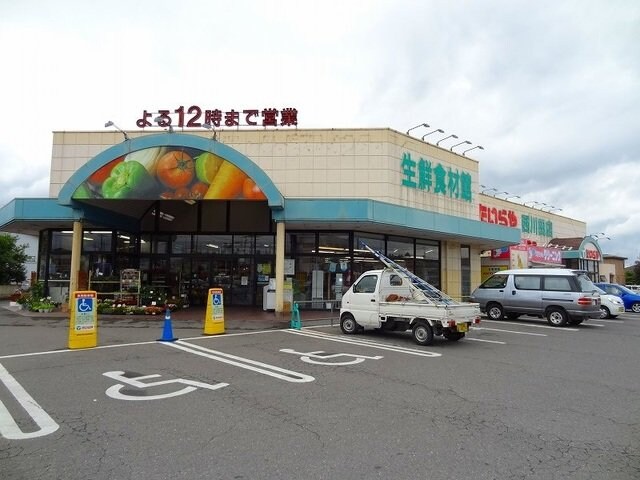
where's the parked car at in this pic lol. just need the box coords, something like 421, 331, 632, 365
594, 283, 640, 313
594, 285, 625, 318
470, 268, 600, 326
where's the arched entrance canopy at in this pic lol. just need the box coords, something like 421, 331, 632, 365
58, 132, 284, 209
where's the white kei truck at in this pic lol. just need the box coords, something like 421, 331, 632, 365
339, 245, 481, 346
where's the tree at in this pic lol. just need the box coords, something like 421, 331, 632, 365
0, 233, 28, 284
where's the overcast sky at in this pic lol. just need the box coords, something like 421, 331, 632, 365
1, 0, 638, 266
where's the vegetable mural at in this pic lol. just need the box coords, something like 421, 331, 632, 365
72, 147, 267, 201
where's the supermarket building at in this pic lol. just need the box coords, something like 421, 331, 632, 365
0, 123, 592, 312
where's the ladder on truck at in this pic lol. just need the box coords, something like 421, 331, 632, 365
360, 242, 457, 305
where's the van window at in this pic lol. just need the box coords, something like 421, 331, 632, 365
543, 276, 573, 292
353, 275, 378, 294
576, 273, 597, 292
480, 274, 508, 289
514, 275, 541, 290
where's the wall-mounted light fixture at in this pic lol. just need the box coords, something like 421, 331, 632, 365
202, 122, 217, 140
450, 140, 472, 151
505, 194, 521, 201
406, 123, 429, 135
436, 134, 458, 146
523, 200, 543, 207
422, 128, 444, 140
104, 121, 129, 141
462, 145, 484, 156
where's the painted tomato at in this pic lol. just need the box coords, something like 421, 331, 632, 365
190, 182, 208, 199
173, 187, 191, 199
156, 151, 194, 189
242, 178, 267, 200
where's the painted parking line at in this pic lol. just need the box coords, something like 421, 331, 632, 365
482, 320, 580, 332
471, 327, 547, 337
0, 363, 59, 440
465, 337, 506, 344
286, 329, 442, 357
161, 340, 315, 383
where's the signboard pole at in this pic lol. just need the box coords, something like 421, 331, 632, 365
68, 290, 98, 349
203, 288, 225, 335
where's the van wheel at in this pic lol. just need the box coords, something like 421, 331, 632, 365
631, 302, 640, 313
546, 307, 568, 327
599, 306, 610, 319
340, 314, 358, 334
412, 322, 434, 346
486, 303, 504, 320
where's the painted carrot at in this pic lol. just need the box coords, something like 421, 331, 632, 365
204, 161, 248, 199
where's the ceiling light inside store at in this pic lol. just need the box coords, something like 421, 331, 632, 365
206, 244, 219, 249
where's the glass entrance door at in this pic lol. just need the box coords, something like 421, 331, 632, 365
231, 257, 253, 305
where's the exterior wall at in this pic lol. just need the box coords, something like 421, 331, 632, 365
478, 194, 586, 247
601, 257, 626, 284
441, 240, 462, 300
50, 129, 480, 221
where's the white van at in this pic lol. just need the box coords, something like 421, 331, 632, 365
470, 268, 601, 326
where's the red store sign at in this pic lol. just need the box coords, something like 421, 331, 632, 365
584, 249, 601, 261
479, 204, 518, 227
136, 105, 299, 129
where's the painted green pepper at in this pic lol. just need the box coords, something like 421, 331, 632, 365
102, 161, 157, 199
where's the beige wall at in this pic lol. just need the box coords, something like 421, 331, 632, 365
50, 128, 481, 221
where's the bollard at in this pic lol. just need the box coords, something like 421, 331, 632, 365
290, 302, 302, 330
158, 308, 178, 342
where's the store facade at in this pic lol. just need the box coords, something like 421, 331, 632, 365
1, 126, 584, 311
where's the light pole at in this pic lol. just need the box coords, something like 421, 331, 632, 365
104, 121, 129, 141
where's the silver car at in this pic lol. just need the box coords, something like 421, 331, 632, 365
470, 268, 600, 326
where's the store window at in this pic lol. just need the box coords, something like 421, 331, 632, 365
255, 235, 275, 255
117, 232, 137, 254
195, 234, 232, 254
288, 233, 316, 255
318, 233, 350, 255
415, 240, 440, 290
82, 231, 112, 252
387, 236, 414, 271
172, 235, 192, 254
233, 235, 254, 255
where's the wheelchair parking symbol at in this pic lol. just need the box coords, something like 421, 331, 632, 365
77, 298, 93, 312
103, 371, 228, 401
279, 349, 383, 366
213, 294, 222, 305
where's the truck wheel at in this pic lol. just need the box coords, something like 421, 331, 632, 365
546, 307, 568, 327
443, 331, 465, 341
486, 303, 504, 320
631, 302, 640, 313
412, 322, 434, 346
340, 314, 358, 334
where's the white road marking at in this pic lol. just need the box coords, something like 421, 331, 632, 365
162, 340, 315, 383
103, 370, 228, 401
280, 349, 383, 365
465, 338, 506, 344
471, 327, 547, 337
481, 320, 580, 331
0, 363, 59, 440
286, 329, 441, 357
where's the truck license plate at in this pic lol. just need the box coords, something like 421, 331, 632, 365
457, 323, 469, 333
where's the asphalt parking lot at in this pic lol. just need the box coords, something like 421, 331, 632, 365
1, 308, 639, 480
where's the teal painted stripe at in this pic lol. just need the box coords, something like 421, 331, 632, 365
57, 133, 284, 209
272, 199, 520, 243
